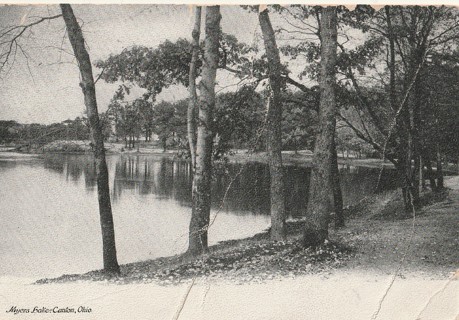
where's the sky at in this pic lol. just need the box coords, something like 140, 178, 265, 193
0, 5, 263, 124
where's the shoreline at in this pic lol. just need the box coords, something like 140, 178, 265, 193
5, 147, 459, 173
1, 145, 398, 169
35, 181, 458, 286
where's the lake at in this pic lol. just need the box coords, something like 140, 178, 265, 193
0, 153, 399, 278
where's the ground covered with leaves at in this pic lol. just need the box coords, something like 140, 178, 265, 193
37, 230, 353, 285
37, 186, 458, 285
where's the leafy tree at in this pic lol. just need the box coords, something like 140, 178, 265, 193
188, 6, 221, 256
278, 5, 459, 211
213, 87, 265, 157
337, 6, 459, 208
151, 100, 187, 151
281, 90, 319, 152
258, 6, 287, 240
0, 120, 21, 143
303, 6, 339, 247
133, 98, 154, 142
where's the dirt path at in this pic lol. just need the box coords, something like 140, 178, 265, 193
338, 187, 459, 278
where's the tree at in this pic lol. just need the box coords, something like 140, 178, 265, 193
60, 4, 120, 273
188, 6, 201, 169
188, 6, 221, 256
213, 87, 265, 157
258, 6, 286, 241
133, 98, 154, 142
336, 6, 459, 210
274, 5, 347, 226
151, 100, 187, 151
303, 6, 338, 247
281, 90, 319, 152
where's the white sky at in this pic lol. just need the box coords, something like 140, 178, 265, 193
0, 5, 264, 124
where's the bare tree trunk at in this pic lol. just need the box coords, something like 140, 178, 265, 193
188, 6, 220, 256
410, 80, 421, 206
162, 136, 167, 152
259, 7, 286, 241
423, 150, 437, 190
187, 6, 201, 169
419, 155, 425, 190
331, 138, 344, 229
385, 6, 397, 112
303, 7, 337, 247
436, 144, 444, 189
60, 4, 119, 273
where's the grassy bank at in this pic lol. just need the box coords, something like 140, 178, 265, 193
36, 185, 458, 285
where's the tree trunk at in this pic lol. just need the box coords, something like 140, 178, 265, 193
424, 150, 437, 190
385, 6, 397, 112
436, 144, 444, 189
60, 4, 119, 273
188, 6, 220, 256
187, 6, 201, 170
331, 138, 344, 229
162, 136, 167, 152
303, 7, 337, 247
259, 8, 286, 241
420, 155, 425, 190
410, 79, 421, 206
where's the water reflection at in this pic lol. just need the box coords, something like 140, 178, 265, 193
43, 154, 399, 219
1, 153, 399, 278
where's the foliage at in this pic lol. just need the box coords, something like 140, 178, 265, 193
418, 51, 459, 161
95, 33, 259, 99
0, 120, 21, 143
0, 117, 90, 144
213, 87, 265, 157
281, 90, 319, 152
151, 100, 187, 150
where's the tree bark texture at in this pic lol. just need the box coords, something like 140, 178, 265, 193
303, 7, 338, 247
259, 8, 286, 241
385, 6, 397, 112
423, 149, 437, 190
187, 6, 201, 170
60, 4, 120, 273
188, 6, 220, 256
436, 144, 444, 189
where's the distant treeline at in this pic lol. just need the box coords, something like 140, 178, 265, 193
0, 118, 91, 145
0, 89, 377, 159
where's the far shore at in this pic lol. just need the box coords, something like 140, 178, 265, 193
0, 140, 399, 169
3, 140, 459, 173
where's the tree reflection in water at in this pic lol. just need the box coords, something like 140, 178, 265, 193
43, 154, 399, 219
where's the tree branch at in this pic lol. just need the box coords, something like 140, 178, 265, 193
0, 14, 63, 72
283, 75, 310, 92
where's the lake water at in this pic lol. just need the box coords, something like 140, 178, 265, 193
0, 153, 399, 278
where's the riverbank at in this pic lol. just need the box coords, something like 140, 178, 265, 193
37, 178, 458, 286
7, 140, 459, 173
2, 181, 457, 320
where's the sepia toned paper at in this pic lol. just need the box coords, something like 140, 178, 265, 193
0, 1, 457, 319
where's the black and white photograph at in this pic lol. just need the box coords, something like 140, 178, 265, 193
0, 3, 458, 319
